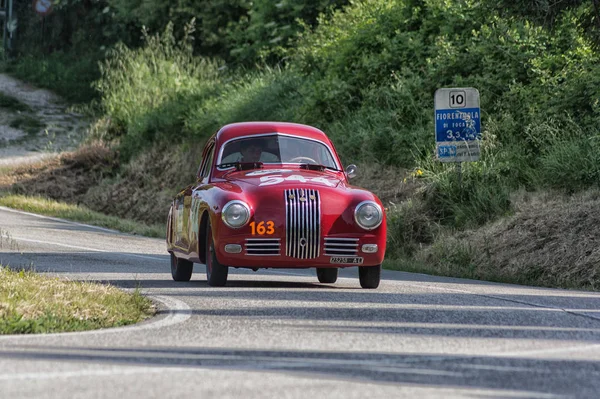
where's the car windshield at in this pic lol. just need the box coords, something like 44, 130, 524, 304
219, 134, 338, 169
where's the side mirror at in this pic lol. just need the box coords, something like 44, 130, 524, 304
345, 164, 358, 179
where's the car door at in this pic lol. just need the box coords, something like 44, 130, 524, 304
186, 141, 215, 255
173, 184, 193, 251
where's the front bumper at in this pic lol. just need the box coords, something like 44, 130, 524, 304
215, 235, 385, 268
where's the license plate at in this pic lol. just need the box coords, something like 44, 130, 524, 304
329, 257, 364, 264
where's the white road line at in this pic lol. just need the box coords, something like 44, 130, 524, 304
0, 366, 171, 381
0, 234, 163, 261
0, 206, 122, 234
496, 342, 600, 357
0, 294, 191, 340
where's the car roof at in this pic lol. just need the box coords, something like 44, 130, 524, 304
215, 122, 331, 145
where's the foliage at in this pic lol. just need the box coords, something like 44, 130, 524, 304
105, 0, 348, 64
385, 199, 438, 258
539, 134, 600, 192
95, 21, 223, 160
225, 0, 349, 64
5, 51, 102, 103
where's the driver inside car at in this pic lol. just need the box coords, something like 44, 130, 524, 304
220, 138, 278, 163
240, 140, 263, 163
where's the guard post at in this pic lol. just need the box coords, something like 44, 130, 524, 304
0, 0, 15, 55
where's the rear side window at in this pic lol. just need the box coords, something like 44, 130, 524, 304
199, 145, 215, 180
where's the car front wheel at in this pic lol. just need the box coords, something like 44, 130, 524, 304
359, 264, 381, 289
316, 268, 338, 284
170, 252, 193, 282
206, 221, 228, 286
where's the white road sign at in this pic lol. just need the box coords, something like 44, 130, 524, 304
435, 87, 481, 162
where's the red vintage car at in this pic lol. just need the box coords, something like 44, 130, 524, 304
166, 122, 386, 288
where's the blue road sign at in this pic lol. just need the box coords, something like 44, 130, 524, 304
435, 108, 481, 143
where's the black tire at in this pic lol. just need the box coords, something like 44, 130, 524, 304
206, 221, 228, 287
170, 252, 193, 282
359, 264, 381, 289
316, 268, 338, 284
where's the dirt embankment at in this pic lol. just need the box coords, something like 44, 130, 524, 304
414, 190, 600, 289
472, 190, 600, 288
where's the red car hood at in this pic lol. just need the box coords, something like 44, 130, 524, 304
223, 168, 344, 189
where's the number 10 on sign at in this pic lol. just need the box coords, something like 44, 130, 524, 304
449, 90, 466, 108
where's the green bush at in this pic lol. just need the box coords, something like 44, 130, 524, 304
185, 68, 306, 137
386, 198, 438, 258
6, 52, 101, 103
539, 134, 600, 192
95, 22, 223, 159
225, 0, 349, 64
418, 133, 513, 228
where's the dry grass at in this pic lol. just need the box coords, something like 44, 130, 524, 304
2, 143, 118, 201
82, 141, 203, 225
0, 143, 164, 236
0, 266, 155, 334
352, 163, 420, 206
398, 189, 600, 289
0, 155, 61, 188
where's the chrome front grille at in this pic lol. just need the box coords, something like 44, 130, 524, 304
285, 188, 321, 259
324, 237, 359, 256
245, 238, 281, 256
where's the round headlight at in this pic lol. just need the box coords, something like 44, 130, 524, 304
221, 200, 250, 228
354, 201, 383, 230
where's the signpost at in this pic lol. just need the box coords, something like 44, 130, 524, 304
0, 0, 15, 54
33, 0, 53, 16
434, 88, 481, 163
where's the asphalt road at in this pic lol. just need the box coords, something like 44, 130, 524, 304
1, 207, 600, 398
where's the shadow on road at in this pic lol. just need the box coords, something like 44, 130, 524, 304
150, 303, 600, 342
2, 345, 599, 398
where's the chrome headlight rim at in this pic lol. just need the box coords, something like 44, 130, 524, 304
221, 200, 251, 229
354, 200, 383, 231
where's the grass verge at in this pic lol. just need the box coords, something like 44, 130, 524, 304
0, 266, 155, 334
0, 194, 165, 238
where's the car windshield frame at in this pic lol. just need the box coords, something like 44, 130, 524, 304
215, 133, 341, 171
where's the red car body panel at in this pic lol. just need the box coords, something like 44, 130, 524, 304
167, 122, 386, 269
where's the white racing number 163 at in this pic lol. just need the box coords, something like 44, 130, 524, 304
259, 174, 336, 187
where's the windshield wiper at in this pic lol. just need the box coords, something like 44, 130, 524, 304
299, 163, 341, 172
217, 161, 263, 171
